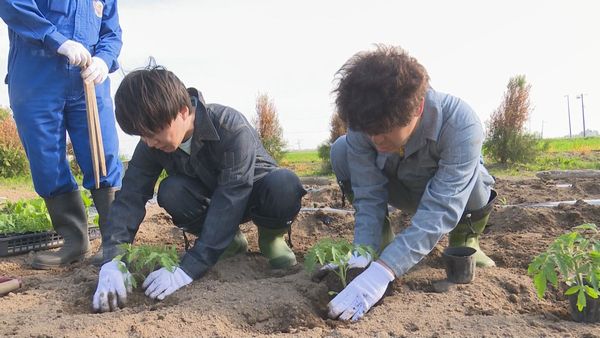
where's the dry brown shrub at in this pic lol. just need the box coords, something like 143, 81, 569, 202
253, 93, 286, 162
0, 106, 29, 177
484, 75, 541, 164
328, 112, 347, 144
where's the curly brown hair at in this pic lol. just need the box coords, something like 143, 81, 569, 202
333, 45, 430, 135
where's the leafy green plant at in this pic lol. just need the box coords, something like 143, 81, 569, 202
114, 243, 180, 288
305, 238, 376, 290
0, 192, 98, 236
0, 197, 52, 235
528, 223, 600, 312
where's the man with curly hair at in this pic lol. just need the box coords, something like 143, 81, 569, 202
326, 45, 496, 321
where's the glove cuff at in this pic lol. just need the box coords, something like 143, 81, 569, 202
368, 261, 395, 283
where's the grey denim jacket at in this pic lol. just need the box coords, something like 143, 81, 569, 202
102, 88, 278, 279
347, 89, 493, 277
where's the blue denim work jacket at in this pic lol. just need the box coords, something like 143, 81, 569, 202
102, 89, 278, 279
347, 89, 494, 277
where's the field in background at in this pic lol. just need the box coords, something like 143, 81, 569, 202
282, 137, 600, 177
279, 150, 323, 177
543, 136, 600, 153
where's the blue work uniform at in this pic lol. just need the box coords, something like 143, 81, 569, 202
0, 0, 122, 197
331, 88, 495, 277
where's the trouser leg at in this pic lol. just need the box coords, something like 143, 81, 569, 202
157, 175, 247, 259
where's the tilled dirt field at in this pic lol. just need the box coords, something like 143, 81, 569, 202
1, 176, 600, 337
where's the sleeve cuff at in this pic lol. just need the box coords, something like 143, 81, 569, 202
179, 252, 209, 280
44, 30, 68, 53
101, 244, 125, 265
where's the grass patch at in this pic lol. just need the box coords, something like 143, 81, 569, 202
0, 174, 34, 190
486, 150, 600, 178
280, 150, 327, 177
542, 137, 600, 153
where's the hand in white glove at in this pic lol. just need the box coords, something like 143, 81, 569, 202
57, 40, 92, 67
81, 57, 109, 84
142, 267, 192, 300
327, 261, 395, 321
92, 260, 133, 313
312, 251, 372, 282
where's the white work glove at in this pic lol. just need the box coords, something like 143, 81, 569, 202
328, 261, 395, 321
92, 260, 133, 313
312, 251, 372, 281
57, 40, 92, 67
142, 267, 192, 300
81, 57, 109, 84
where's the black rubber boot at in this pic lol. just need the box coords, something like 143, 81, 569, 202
89, 187, 116, 266
31, 190, 89, 269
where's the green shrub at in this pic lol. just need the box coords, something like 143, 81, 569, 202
317, 141, 333, 174
0, 146, 29, 178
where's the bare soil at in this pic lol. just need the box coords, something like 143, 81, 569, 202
1, 176, 600, 337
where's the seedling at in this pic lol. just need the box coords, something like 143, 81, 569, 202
114, 243, 180, 288
528, 223, 600, 312
0, 191, 97, 236
305, 238, 376, 292
0, 198, 51, 235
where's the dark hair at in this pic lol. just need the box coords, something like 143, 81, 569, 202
333, 45, 430, 135
115, 64, 192, 136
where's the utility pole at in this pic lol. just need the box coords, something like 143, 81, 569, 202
576, 94, 586, 137
541, 120, 544, 139
564, 95, 572, 138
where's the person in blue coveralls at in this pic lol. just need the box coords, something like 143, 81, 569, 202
0, 0, 123, 269
323, 45, 497, 321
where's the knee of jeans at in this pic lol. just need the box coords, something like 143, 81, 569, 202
330, 135, 350, 180
157, 176, 184, 211
263, 169, 305, 212
270, 168, 305, 195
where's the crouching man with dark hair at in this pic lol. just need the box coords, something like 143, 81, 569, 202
92, 66, 305, 312
325, 45, 497, 321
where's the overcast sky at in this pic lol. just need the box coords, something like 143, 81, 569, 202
1, 0, 599, 157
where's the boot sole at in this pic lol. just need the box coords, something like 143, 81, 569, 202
269, 255, 297, 269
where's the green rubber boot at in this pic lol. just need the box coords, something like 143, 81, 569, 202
31, 190, 90, 269
448, 191, 497, 268
219, 230, 248, 260
258, 226, 297, 269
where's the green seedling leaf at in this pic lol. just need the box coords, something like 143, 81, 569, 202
528, 223, 600, 312
533, 272, 547, 299
565, 285, 580, 296
577, 288, 587, 312
113, 243, 180, 288
584, 285, 599, 299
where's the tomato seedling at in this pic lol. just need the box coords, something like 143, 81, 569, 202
528, 223, 600, 312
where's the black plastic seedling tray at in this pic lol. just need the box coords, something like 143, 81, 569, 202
0, 227, 100, 257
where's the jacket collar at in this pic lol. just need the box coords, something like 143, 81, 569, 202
403, 88, 443, 157
187, 88, 219, 155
